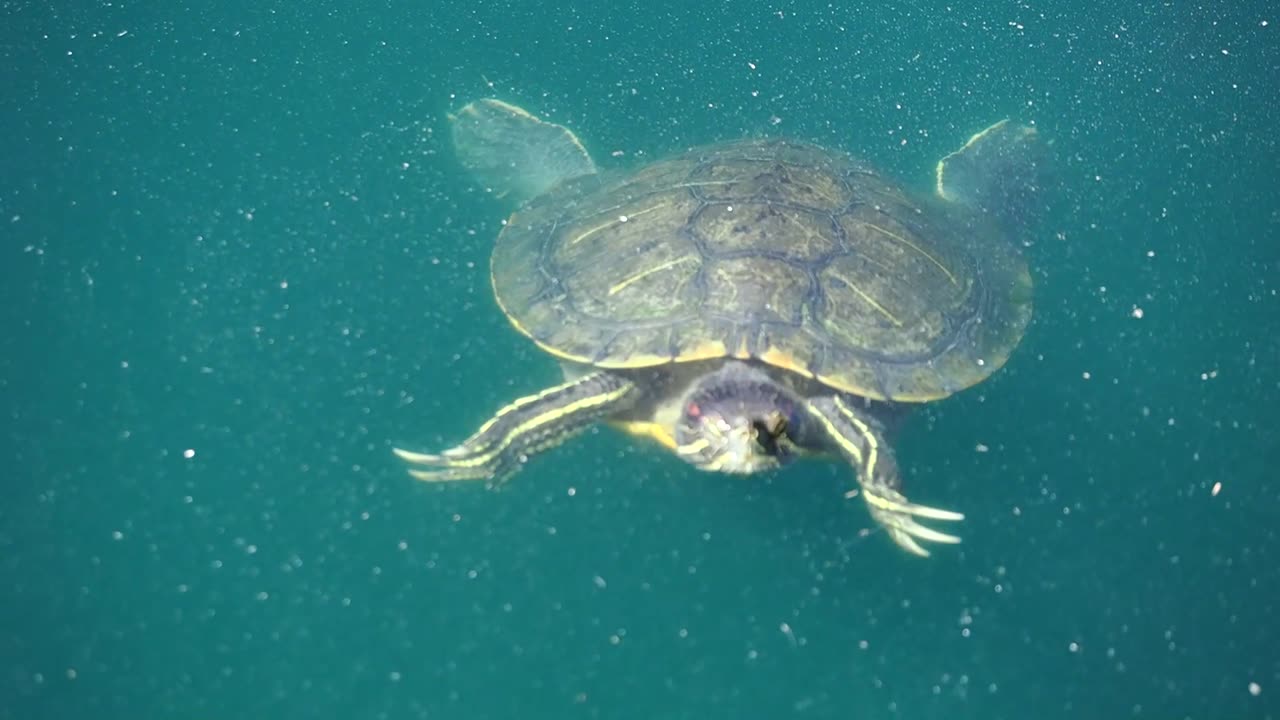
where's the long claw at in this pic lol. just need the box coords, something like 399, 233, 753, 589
861, 486, 964, 555
891, 530, 930, 557
392, 447, 445, 465
874, 510, 963, 556
902, 502, 965, 522
901, 520, 962, 545
394, 444, 499, 483
863, 487, 965, 522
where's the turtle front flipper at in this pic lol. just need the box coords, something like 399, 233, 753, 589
803, 396, 964, 556
449, 98, 598, 204
394, 371, 639, 484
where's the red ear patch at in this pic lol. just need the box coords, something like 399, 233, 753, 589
687, 402, 701, 417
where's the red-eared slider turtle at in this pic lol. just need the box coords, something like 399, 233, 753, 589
395, 98, 1043, 555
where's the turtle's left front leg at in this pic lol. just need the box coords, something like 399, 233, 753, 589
803, 395, 964, 556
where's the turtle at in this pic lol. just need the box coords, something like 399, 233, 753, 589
394, 98, 1043, 556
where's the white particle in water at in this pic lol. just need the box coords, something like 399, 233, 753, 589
618, 215, 628, 223
1131, 307, 1144, 319
1249, 681, 1261, 696
183, 448, 195, 459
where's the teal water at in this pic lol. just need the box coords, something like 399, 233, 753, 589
3, 2, 1277, 718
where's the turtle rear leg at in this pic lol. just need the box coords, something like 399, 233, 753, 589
449, 98, 598, 204
803, 395, 964, 556
934, 119, 1045, 230
394, 371, 638, 484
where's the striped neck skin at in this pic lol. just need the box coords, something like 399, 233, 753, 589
672, 362, 803, 475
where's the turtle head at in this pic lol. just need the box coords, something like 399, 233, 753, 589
674, 362, 803, 474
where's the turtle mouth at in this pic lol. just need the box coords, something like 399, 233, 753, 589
675, 412, 787, 474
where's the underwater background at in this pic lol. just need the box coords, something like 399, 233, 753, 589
2, 1, 1277, 718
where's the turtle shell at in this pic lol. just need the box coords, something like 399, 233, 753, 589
490, 138, 1032, 402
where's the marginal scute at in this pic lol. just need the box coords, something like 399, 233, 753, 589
757, 345, 814, 379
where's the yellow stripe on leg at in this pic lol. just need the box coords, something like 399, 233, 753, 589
466, 376, 599, 449
438, 383, 637, 472
803, 400, 864, 465
832, 396, 878, 478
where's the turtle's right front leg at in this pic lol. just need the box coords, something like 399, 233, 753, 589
393, 371, 638, 484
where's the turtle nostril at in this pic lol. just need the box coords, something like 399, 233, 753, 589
752, 419, 780, 455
